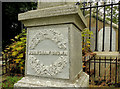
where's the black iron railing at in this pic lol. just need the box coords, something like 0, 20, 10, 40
79, 2, 120, 52
83, 56, 120, 86
2, 52, 25, 76
118, 2, 120, 52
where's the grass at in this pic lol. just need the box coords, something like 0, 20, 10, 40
1, 75, 23, 89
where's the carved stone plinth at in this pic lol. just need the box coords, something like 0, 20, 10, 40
14, 72, 89, 88
14, 2, 89, 88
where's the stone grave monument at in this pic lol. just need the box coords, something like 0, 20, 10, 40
14, 0, 89, 88
98, 27, 116, 51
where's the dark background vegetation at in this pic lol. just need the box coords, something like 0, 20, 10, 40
2, 2, 37, 50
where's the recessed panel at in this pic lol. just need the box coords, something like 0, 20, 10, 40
26, 25, 69, 79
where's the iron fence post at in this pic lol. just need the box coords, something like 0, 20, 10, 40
95, 2, 98, 51
118, 1, 120, 52
102, 2, 106, 52
110, 2, 113, 51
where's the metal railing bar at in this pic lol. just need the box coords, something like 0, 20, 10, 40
99, 57, 117, 87
99, 57, 101, 77
89, 56, 91, 82
89, 2, 92, 31
118, 1, 120, 52
94, 56, 96, 78
95, 2, 98, 51
115, 57, 117, 84
104, 56, 106, 80
80, 3, 119, 9
110, 57, 111, 82
102, 2, 106, 51
110, 2, 113, 51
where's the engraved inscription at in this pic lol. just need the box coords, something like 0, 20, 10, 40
28, 29, 68, 76
29, 50, 68, 56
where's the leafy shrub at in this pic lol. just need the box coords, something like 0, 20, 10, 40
81, 28, 93, 55
2, 76, 23, 88
2, 29, 26, 75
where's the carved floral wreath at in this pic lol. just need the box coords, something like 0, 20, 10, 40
29, 29, 67, 50
29, 55, 67, 76
29, 29, 68, 76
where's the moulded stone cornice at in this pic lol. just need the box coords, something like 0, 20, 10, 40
18, 4, 87, 29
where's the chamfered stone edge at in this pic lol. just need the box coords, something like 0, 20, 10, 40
18, 4, 87, 29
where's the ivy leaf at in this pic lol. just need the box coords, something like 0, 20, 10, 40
87, 41, 91, 44
15, 35, 19, 39
16, 47, 24, 51
14, 59, 21, 63
20, 67, 23, 70
87, 45, 90, 47
11, 39, 15, 41
17, 53, 23, 58
20, 37, 26, 41
12, 51, 18, 57
6, 47, 10, 50
4, 50, 8, 52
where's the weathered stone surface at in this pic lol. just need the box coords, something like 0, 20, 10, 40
94, 52, 120, 58
25, 24, 83, 81
18, 4, 87, 30
14, 72, 89, 88
15, 2, 89, 88
26, 24, 69, 79
38, 2, 66, 9
37, 0, 77, 9
98, 27, 116, 51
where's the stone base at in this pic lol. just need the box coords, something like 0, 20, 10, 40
14, 72, 89, 88
94, 52, 120, 58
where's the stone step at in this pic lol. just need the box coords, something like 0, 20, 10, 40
94, 52, 120, 58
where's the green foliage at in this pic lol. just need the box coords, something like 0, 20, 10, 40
2, 29, 26, 75
78, 2, 118, 24
3, 2, 37, 50
2, 76, 23, 88
105, 5, 118, 24
82, 28, 93, 55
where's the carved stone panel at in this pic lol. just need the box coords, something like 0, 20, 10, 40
26, 25, 69, 79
